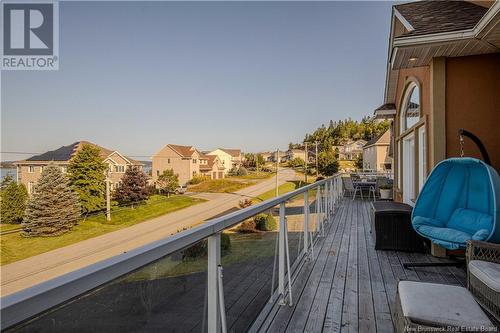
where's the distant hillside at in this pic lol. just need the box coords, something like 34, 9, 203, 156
0, 161, 16, 169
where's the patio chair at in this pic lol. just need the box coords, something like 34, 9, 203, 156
368, 176, 388, 201
466, 240, 500, 324
342, 176, 362, 200
394, 240, 500, 332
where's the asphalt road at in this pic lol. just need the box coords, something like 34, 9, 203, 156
0, 169, 300, 297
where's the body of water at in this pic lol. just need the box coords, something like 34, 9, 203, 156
1, 168, 17, 181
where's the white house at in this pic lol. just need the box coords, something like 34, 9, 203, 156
207, 148, 242, 173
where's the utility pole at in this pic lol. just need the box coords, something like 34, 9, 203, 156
256, 153, 259, 172
275, 149, 279, 197
315, 141, 319, 179
106, 173, 111, 221
304, 142, 308, 184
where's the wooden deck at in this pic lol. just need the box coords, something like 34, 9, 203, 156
251, 199, 467, 333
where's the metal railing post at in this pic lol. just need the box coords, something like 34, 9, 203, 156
278, 203, 293, 306
303, 191, 309, 255
278, 203, 285, 300
208, 233, 221, 333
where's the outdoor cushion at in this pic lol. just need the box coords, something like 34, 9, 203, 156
469, 260, 500, 293
398, 281, 493, 328
447, 208, 493, 236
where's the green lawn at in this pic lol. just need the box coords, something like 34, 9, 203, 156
188, 179, 254, 193
252, 180, 317, 203
0, 195, 205, 265
125, 232, 279, 281
229, 171, 274, 180
0, 224, 21, 233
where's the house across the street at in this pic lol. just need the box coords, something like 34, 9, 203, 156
206, 148, 242, 173
362, 129, 391, 171
14, 141, 143, 194
199, 155, 225, 180
152, 144, 204, 186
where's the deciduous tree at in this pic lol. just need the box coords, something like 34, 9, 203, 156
114, 167, 148, 204
157, 169, 179, 196
22, 163, 81, 237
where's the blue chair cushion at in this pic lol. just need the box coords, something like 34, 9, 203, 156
472, 229, 490, 241
413, 212, 493, 250
447, 208, 493, 236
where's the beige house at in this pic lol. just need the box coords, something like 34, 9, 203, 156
374, 0, 500, 205
206, 148, 242, 173
285, 149, 306, 162
152, 144, 202, 185
15, 141, 143, 194
338, 140, 367, 161
199, 155, 225, 180
270, 150, 287, 163
362, 130, 392, 171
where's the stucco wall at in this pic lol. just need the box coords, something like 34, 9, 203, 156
445, 53, 500, 171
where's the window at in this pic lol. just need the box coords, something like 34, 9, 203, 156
61, 166, 67, 173
40, 166, 45, 173
28, 166, 35, 173
167, 158, 170, 164
156, 170, 159, 176
400, 82, 420, 133
193, 159, 197, 164
28, 182, 35, 194
114, 165, 125, 173
192, 171, 197, 176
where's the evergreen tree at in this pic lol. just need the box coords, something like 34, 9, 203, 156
22, 163, 81, 237
67, 144, 107, 213
114, 167, 148, 205
157, 169, 179, 196
0, 175, 28, 224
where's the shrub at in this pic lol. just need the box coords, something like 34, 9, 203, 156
255, 213, 277, 231
188, 175, 210, 185
221, 233, 231, 255
236, 166, 248, 176
239, 219, 258, 233
182, 240, 207, 260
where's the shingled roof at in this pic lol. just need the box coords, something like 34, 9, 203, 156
167, 144, 198, 158
21, 141, 140, 164
395, 1, 488, 37
220, 149, 241, 158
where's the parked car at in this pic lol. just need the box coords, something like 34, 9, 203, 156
175, 185, 188, 194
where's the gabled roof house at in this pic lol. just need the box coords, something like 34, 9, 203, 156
152, 144, 203, 185
15, 141, 142, 193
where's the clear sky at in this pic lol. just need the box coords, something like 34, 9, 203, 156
1, 1, 394, 161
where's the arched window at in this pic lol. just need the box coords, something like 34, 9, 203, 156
400, 82, 421, 133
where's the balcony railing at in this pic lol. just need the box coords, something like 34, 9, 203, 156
1, 174, 344, 332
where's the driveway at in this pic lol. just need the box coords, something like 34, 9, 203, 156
0, 169, 300, 296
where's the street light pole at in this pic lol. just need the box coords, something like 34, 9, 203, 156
315, 141, 319, 179
275, 149, 279, 197
304, 142, 308, 184
106, 170, 111, 221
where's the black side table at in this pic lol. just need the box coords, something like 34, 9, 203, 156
370, 201, 426, 252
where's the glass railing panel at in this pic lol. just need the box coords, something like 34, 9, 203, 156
219, 205, 279, 333
286, 193, 306, 264
7, 240, 209, 333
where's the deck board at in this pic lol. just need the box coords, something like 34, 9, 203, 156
253, 199, 467, 333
